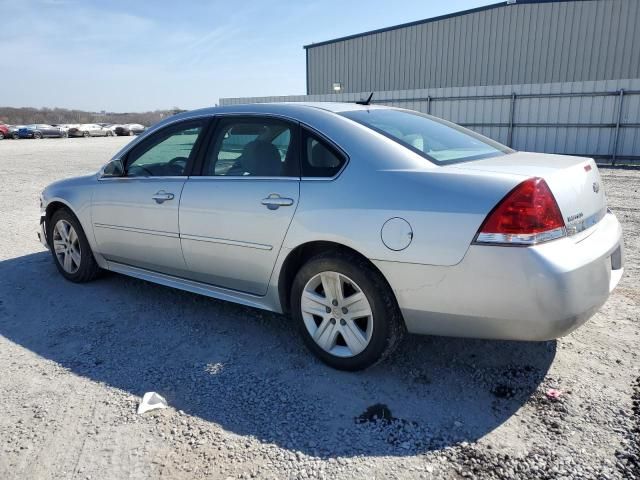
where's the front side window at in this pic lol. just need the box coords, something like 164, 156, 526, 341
126, 120, 205, 177
340, 109, 513, 164
204, 118, 298, 177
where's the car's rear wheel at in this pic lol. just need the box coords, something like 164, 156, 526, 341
48, 209, 100, 283
0, 132, 4, 140
61, 131, 68, 138
83, 131, 90, 138
34, 132, 42, 139
291, 251, 405, 370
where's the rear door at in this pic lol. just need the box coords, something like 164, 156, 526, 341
179, 116, 300, 295
92, 118, 209, 276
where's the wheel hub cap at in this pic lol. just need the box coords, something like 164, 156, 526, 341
300, 271, 373, 358
52, 219, 81, 274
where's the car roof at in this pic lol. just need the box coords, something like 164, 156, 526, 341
155, 101, 393, 132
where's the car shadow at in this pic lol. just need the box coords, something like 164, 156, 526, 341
0, 252, 556, 458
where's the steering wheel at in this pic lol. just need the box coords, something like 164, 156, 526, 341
169, 156, 188, 166
168, 156, 188, 174
128, 164, 153, 177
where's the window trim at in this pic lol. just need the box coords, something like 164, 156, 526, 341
197, 114, 301, 179
299, 124, 350, 181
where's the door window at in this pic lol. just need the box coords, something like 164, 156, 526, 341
126, 121, 205, 177
204, 118, 298, 177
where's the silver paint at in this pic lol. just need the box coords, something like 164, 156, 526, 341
39, 102, 625, 341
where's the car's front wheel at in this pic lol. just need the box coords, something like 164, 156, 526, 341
291, 251, 405, 370
48, 209, 101, 282
34, 132, 42, 139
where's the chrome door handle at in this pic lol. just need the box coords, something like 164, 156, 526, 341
261, 194, 294, 210
152, 191, 175, 204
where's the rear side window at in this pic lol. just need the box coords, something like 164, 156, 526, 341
204, 118, 299, 177
301, 130, 346, 178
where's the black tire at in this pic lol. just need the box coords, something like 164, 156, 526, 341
34, 131, 42, 139
12, 133, 19, 139
48, 208, 101, 283
291, 251, 405, 371
0, 132, 4, 140
61, 131, 68, 138
83, 131, 90, 138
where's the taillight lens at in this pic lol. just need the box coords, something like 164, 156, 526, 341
475, 177, 566, 245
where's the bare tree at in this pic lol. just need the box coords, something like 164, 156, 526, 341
0, 107, 185, 127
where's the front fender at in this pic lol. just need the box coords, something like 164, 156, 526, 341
41, 174, 107, 268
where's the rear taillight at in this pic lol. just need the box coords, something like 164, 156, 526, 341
475, 177, 566, 246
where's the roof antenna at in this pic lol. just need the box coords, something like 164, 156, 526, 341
356, 92, 374, 105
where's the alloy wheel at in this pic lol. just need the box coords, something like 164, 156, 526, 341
52, 219, 81, 274
300, 271, 374, 358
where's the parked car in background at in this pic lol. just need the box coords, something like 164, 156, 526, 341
8, 125, 24, 139
68, 124, 113, 138
0, 124, 9, 139
115, 123, 145, 136
37, 103, 624, 370
18, 124, 67, 139
106, 124, 120, 135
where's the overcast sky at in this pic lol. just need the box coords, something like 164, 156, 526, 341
0, 0, 495, 112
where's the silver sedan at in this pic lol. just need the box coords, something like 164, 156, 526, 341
38, 103, 624, 370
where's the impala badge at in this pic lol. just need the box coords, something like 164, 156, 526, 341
593, 182, 600, 193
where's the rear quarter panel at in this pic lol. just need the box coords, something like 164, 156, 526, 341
286, 162, 525, 267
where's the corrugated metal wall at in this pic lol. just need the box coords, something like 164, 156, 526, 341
305, 0, 640, 95
220, 78, 640, 164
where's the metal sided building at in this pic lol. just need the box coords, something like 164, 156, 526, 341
222, 0, 640, 164
304, 0, 640, 95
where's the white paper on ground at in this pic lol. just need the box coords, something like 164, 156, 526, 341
137, 392, 168, 414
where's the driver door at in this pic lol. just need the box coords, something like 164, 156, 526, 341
92, 118, 209, 276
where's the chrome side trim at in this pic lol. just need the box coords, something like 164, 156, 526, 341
187, 176, 299, 182
180, 234, 273, 251
94, 223, 273, 249
93, 223, 179, 238
98, 175, 188, 182
566, 207, 607, 236
106, 261, 275, 312
475, 227, 566, 246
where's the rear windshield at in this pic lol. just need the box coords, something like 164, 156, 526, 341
340, 109, 513, 164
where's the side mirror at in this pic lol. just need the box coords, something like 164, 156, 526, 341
101, 158, 124, 178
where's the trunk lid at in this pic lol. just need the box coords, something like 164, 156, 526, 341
451, 152, 607, 236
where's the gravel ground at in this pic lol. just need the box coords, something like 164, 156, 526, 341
0, 137, 638, 480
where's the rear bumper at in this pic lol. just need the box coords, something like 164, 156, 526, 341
375, 212, 624, 341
